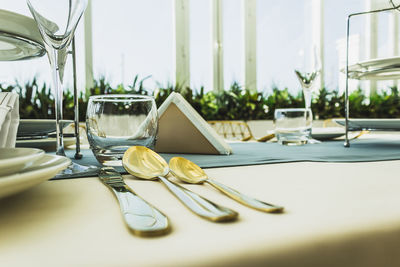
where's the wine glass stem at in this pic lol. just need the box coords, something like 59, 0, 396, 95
49, 48, 66, 156
303, 89, 312, 110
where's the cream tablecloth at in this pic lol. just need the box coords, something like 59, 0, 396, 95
1, 158, 400, 266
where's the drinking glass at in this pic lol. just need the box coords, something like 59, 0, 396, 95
294, 47, 321, 110
274, 108, 312, 145
86, 95, 158, 166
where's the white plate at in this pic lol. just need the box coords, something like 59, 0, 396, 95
343, 57, 400, 80
16, 137, 75, 150
0, 148, 44, 176
0, 9, 45, 60
311, 127, 345, 140
18, 119, 73, 137
335, 119, 400, 131
0, 154, 70, 199
347, 67, 400, 80
347, 56, 400, 72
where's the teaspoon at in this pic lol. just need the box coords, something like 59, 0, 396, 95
169, 157, 284, 213
122, 146, 238, 222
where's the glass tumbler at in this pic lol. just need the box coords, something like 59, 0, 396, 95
86, 95, 158, 166
274, 108, 312, 145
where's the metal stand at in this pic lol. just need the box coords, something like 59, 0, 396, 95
71, 37, 83, 159
344, 1, 400, 147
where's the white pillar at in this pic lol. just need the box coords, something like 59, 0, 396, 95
336, 35, 361, 94
243, 0, 257, 92
84, 0, 94, 91
174, 0, 190, 90
388, 10, 399, 87
212, 0, 224, 91
312, 0, 324, 89
365, 0, 378, 95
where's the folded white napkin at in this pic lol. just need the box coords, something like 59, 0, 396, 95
0, 92, 19, 148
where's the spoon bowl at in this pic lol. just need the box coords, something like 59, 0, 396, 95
122, 146, 238, 222
169, 157, 284, 213
169, 157, 207, 184
123, 146, 168, 180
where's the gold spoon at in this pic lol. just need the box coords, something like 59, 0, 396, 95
122, 146, 238, 222
169, 157, 284, 213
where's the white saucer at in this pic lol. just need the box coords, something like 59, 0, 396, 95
0, 154, 70, 199
0, 148, 44, 176
311, 127, 345, 140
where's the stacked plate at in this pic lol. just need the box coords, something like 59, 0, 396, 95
0, 147, 70, 199
343, 56, 400, 80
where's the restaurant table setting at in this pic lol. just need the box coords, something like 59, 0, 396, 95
4, 70, 400, 267
3, 0, 400, 266
4, 94, 400, 263
4, 82, 400, 266
0, 37, 400, 266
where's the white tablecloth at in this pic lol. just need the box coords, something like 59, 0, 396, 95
1, 157, 400, 266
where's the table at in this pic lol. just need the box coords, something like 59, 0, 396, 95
1, 153, 400, 266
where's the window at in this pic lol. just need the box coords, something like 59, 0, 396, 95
189, 0, 212, 91
256, 0, 309, 94
91, 0, 174, 90
223, 0, 244, 89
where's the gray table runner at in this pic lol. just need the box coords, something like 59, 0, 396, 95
52, 137, 400, 180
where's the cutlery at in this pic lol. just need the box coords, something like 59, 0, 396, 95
169, 157, 284, 213
99, 167, 170, 236
122, 146, 238, 222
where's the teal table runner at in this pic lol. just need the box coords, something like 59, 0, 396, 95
51, 137, 400, 179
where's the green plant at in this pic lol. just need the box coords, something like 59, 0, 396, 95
2, 76, 400, 121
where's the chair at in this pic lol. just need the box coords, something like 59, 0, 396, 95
208, 121, 253, 141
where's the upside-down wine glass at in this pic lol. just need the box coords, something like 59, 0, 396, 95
27, 0, 98, 176
294, 46, 321, 110
294, 46, 321, 144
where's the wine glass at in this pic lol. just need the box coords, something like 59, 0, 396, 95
27, 0, 98, 176
294, 47, 321, 144
294, 47, 321, 110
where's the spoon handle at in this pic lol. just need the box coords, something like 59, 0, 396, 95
206, 179, 284, 213
158, 176, 238, 222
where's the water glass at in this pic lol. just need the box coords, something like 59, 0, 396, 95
86, 95, 158, 166
274, 108, 312, 145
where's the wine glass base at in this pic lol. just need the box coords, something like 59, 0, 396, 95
307, 138, 322, 144
55, 162, 99, 179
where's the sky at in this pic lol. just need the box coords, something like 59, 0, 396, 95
0, 0, 397, 95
